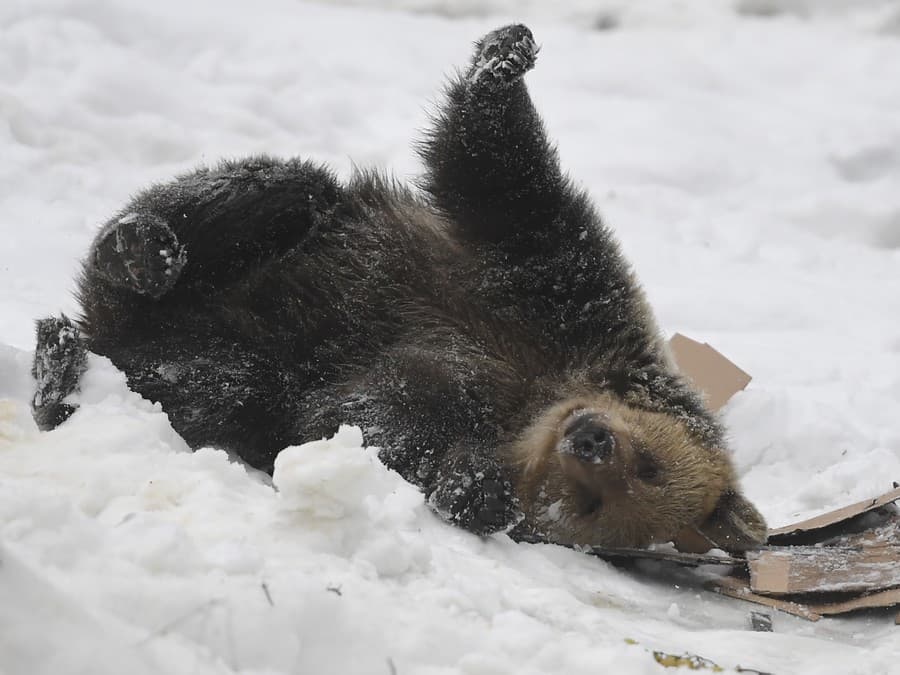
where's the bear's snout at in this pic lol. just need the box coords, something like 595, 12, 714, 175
559, 413, 615, 464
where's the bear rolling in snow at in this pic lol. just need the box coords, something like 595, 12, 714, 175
33, 25, 767, 552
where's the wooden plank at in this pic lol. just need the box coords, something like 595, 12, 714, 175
748, 522, 900, 594
705, 576, 820, 622
768, 485, 900, 539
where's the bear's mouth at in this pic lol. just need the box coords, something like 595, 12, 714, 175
573, 483, 604, 516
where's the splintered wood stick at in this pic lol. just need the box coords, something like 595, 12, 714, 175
585, 546, 743, 567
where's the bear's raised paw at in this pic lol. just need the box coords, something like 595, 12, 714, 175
468, 24, 538, 87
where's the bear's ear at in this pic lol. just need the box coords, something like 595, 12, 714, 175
693, 489, 768, 553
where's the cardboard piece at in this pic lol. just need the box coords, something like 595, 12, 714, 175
668, 333, 752, 411
709, 487, 900, 622
811, 588, 900, 617
581, 486, 900, 622
749, 519, 900, 595
767, 485, 900, 539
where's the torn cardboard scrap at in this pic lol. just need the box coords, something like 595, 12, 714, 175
767, 485, 900, 541
748, 520, 900, 595
668, 333, 752, 411
709, 485, 900, 621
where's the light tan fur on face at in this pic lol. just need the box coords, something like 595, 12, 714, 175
507, 393, 736, 549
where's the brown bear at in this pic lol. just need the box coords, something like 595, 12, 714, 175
32, 24, 766, 552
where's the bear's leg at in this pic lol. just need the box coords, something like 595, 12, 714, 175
31, 315, 88, 430
86, 157, 342, 298
101, 332, 306, 473
425, 26, 671, 369
329, 346, 520, 535
419, 24, 565, 244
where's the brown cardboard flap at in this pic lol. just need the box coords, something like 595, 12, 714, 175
709, 488, 900, 621
668, 334, 752, 411
768, 485, 900, 538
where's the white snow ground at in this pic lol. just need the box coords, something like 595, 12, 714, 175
2, 1, 900, 673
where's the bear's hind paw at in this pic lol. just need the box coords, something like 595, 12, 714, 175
468, 24, 539, 87
93, 212, 186, 298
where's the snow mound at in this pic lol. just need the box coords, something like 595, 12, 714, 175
273, 425, 432, 577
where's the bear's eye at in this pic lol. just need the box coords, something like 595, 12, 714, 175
635, 455, 661, 483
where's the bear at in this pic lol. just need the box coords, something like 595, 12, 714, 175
32, 24, 767, 552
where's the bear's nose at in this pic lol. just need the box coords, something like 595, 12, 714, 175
559, 414, 615, 463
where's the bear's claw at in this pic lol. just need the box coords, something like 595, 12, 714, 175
93, 212, 186, 298
468, 24, 538, 87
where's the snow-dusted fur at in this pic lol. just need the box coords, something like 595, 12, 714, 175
35, 24, 764, 550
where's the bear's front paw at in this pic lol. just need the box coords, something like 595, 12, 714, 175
429, 452, 521, 536
93, 212, 186, 298
467, 24, 538, 87
32, 315, 88, 431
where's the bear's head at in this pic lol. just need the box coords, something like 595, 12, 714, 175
509, 393, 766, 552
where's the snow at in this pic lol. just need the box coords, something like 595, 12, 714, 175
2, 1, 900, 673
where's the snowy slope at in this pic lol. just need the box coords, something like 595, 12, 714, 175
2, 1, 900, 673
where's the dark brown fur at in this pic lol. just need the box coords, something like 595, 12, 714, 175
32, 25, 766, 551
